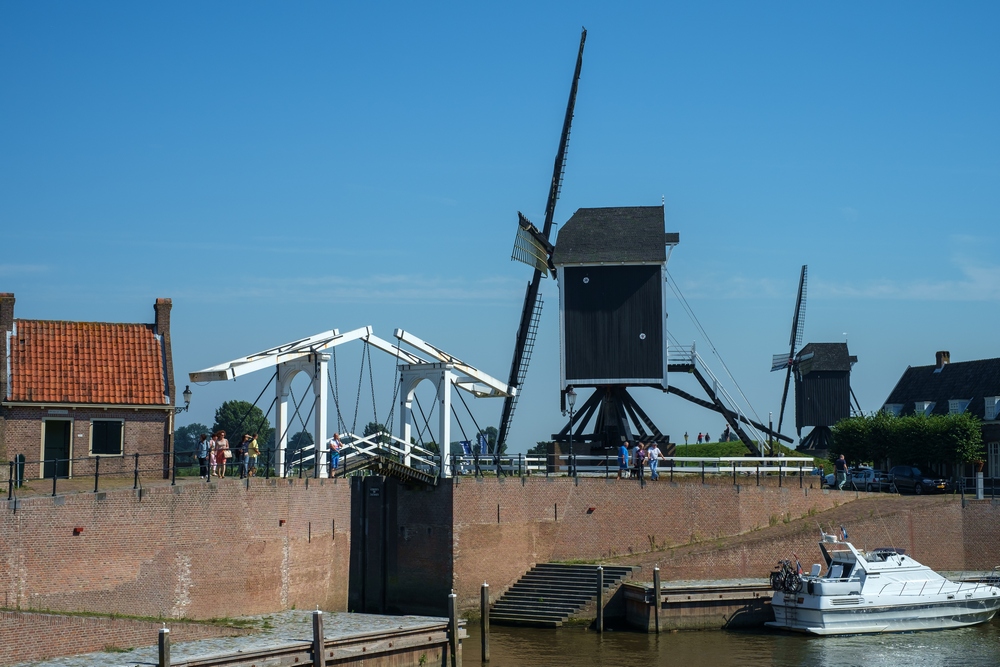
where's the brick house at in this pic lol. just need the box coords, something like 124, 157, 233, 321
882, 350, 1000, 479
0, 294, 177, 479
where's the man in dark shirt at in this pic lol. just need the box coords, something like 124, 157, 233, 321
834, 454, 848, 490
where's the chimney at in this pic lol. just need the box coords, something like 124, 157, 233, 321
935, 350, 950, 370
153, 298, 176, 405
0, 293, 13, 403
0, 293, 13, 332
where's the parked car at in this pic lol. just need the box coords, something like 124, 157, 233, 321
888, 465, 951, 494
849, 467, 890, 492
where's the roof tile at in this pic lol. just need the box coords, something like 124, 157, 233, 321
10, 320, 167, 405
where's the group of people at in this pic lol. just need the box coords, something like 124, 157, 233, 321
616, 441, 664, 481
195, 430, 260, 479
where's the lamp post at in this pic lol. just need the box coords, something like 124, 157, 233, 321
566, 387, 577, 478
174, 385, 192, 414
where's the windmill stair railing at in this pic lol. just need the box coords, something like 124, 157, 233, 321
334, 432, 439, 486
490, 563, 634, 628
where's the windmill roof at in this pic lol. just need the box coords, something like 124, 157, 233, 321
8, 319, 168, 405
798, 343, 855, 374
883, 356, 1000, 420
551, 206, 671, 265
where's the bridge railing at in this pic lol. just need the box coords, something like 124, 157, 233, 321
338, 432, 440, 477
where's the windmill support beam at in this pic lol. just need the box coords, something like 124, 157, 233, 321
689, 368, 762, 456
666, 386, 793, 444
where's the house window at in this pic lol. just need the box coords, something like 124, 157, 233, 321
914, 401, 935, 416
985, 397, 1000, 421
90, 419, 124, 456
883, 404, 903, 417
948, 399, 970, 414
990, 442, 1000, 479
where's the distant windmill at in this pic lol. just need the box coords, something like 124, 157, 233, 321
771, 265, 860, 452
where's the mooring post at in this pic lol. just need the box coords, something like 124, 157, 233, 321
7, 461, 13, 501
653, 565, 661, 634
51, 460, 57, 497
312, 609, 325, 667
133, 452, 140, 490
481, 582, 490, 662
448, 590, 461, 667
756, 464, 760, 486
158, 627, 170, 667
596, 565, 604, 633
93, 454, 101, 493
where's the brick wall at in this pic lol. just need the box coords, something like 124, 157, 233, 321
0, 610, 250, 666
1, 406, 171, 479
0, 478, 352, 618
440, 475, 851, 610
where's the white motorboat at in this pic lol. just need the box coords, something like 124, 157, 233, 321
766, 529, 1000, 635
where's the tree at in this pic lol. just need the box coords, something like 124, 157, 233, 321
174, 422, 210, 455
363, 421, 390, 444
831, 411, 985, 470
213, 400, 274, 450
527, 441, 551, 457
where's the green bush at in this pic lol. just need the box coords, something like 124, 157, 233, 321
831, 412, 983, 468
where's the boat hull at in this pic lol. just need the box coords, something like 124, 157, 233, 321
767, 596, 1000, 635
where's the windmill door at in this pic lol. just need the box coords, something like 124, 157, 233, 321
42, 419, 72, 478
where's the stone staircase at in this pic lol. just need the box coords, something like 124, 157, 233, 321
490, 563, 634, 627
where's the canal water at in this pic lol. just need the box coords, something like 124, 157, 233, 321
464, 620, 1000, 667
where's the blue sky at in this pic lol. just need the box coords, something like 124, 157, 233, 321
2, 2, 998, 451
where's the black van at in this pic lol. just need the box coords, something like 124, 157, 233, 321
888, 465, 951, 494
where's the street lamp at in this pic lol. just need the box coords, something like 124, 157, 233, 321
768, 411, 773, 456
174, 385, 192, 414
566, 386, 577, 478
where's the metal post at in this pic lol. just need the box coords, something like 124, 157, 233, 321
158, 627, 170, 667
312, 610, 325, 667
756, 464, 760, 486
605, 453, 609, 479
701, 460, 705, 484
778, 463, 782, 488
481, 582, 490, 662
133, 453, 140, 490
670, 459, 673, 482
51, 460, 57, 497
653, 565, 661, 634
94, 455, 100, 493
596, 565, 604, 633
799, 466, 803, 488
448, 590, 461, 667
265, 447, 271, 480
7, 461, 12, 501
732, 462, 736, 485
171, 451, 177, 486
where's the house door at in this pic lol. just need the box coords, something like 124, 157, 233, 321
42, 420, 72, 478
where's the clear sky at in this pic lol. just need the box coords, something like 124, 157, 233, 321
2, 2, 998, 451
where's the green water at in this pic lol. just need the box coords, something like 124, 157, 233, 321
464, 620, 1000, 667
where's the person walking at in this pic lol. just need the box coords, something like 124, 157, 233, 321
647, 442, 662, 481
834, 454, 848, 490
633, 442, 646, 480
196, 433, 210, 478
697, 432, 703, 445
617, 441, 630, 479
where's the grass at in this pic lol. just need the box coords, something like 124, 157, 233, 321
0, 606, 266, 629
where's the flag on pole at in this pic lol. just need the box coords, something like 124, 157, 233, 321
840, 525, 849, 541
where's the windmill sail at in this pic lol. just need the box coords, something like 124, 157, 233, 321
497, 28, 586, 453
777, 264, 808, 434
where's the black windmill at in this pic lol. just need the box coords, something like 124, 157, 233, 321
770, 265, 860, 452
548, 206, 679, 451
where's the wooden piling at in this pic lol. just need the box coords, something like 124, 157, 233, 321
596, 565, 604, 633
312, 610, 325, 667
653, 566, 661, 634
481, 582, 490, 662
449, 590, 461, 667
158, 627, 170, 667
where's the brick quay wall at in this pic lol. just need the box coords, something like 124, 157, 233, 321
0, 478, 352, 619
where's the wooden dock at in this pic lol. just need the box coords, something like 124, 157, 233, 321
623, 579, 774, 632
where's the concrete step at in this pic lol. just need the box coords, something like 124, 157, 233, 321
490, 563, 634, 627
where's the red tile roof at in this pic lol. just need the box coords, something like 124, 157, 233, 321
9, 320, 168, 405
